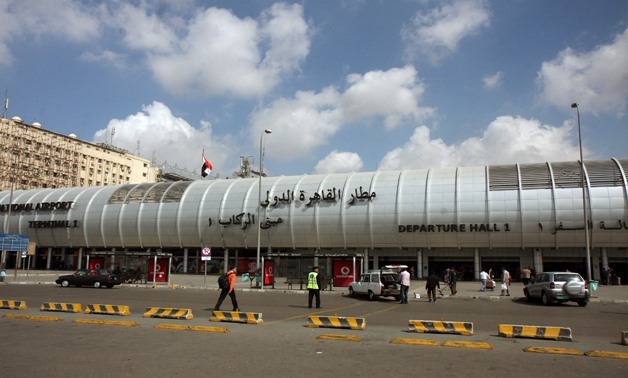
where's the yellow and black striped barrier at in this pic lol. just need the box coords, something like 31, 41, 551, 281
306, 315, 366, 330
0, 300, 27, 310
210, 310, 263, 325
498, 324, 572, 341
408, 320, 473, 335
40, 302, 82, 313
84, 304, 131, 316
143, 307, 193, 320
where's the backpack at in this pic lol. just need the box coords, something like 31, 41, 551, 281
217, 273, 229, 289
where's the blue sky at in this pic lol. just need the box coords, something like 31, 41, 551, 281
1, 0, 626, 178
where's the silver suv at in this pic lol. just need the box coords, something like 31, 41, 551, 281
523, 272, 589, 307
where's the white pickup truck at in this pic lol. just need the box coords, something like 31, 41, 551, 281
348, 266, 404, 301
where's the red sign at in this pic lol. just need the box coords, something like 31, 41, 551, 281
237, 259, 256, 274
148, 258, 169, 282
263, 261, 275, 285
89, 258, 104, 270
333, 260, 355, 287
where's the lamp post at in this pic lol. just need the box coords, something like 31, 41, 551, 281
571, 103, 591, 282
256, 129, 272, 287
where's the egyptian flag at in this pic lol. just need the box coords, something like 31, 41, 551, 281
201, 152, 213, 177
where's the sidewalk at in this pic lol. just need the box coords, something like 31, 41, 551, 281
2, 270, 626, 304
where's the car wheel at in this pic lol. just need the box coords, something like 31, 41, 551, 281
348, 287, 355, 297
577, 300, 588, 307
541, 291, 551, 306
524, 289, 532, 303
368, 290, 377, 301
394, 295, 401, 301
106, 284, 114, 289
61, 280, 69, 287
93, 281, 101, 288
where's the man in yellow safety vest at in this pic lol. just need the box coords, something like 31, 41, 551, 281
307, 266, 323, 308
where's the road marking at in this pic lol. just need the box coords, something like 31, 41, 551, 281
524, 346, 582, 355
584, 350, 628, 360
390, 338, 440, 346
73, 318, 138, 327
155, 324, 229, 333
264, 303, 363, 325
316, 334, 362, 342
441, 340, 492, 349
4, 314, 62, 321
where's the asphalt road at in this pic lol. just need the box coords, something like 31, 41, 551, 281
1, 285, 626, 377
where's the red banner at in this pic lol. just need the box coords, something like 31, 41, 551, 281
89, 258, 104, 270
333, 260, 355, 287
148, 258, 169, 282
264, 261, 275, 285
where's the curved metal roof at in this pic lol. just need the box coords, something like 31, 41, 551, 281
1, 158, 626, 250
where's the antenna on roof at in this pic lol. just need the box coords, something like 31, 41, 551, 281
110, 125, 116, 145
2, 90, 7, 119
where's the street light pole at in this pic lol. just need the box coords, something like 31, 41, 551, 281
571, 103, 591, 281
256, 129, 272, 287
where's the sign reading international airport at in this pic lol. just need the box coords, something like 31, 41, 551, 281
0, 233, 29, 251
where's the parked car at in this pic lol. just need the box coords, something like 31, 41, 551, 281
55, 269, 121, 289
523, 271, 589, 306
348, 265, 404, 301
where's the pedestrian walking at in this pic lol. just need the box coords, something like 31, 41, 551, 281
521, 266, 531, 285
479, 270, 489, 291
425, 272, 440, 302
307, 266, 322, 308
448, 267, 458, 296
500, 267, 510, 296
213, 266, 239, 312
399, 267, 411, 304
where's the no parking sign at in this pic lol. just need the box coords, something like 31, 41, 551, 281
201, 245, 212, 261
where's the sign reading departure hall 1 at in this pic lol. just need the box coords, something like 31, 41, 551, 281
399, 223, 512, 233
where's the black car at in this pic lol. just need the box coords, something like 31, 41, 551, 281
55, 269, 121, 288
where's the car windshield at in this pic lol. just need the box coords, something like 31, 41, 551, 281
554, 273, 582, 282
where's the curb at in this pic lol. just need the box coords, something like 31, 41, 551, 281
143, 307, 193, 320
306, 315, 366, 330
210, 310, 263, 325
40, 302, 82, 313
498, 324, 572, 341
408, 320, 473, 335
84, 304, 131, 316
0, 299, 27, 310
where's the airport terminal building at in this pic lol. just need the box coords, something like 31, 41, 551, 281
1, 158, 627, 284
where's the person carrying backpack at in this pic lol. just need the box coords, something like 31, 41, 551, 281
213, 266, 239, 312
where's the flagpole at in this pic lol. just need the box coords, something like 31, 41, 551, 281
256, 129, 272, 288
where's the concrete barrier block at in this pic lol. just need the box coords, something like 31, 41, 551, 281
621, 331, 628, 346
143, 307, 193, 320
40, 302, 82, 313
0, 300, 27, 310
306, 315, 366, 330
408, 320, 473, 335
498, 324, 572, 341
210, 310, 263, 325
84, 304, 131, 316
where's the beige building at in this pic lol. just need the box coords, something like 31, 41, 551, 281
0, 116, 158, 191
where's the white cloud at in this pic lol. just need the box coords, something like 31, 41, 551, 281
250, 66, 435, 161
379, 116, 581, 170
482, 71, 503, 89
537, 28, 628, 117
341, 66, 434, 129
0, 0, 100, 66
402, 0, 491, 64
139, 3, 310, 98
250, 87, 343, 161
314, 151, 363, 174
79, 50, 126, 70
92, 101, 233, 176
